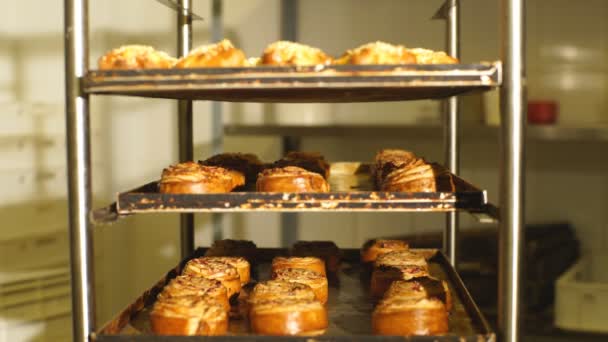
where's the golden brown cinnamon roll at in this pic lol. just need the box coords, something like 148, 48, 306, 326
159, 162, 244, 194
370, 265, 430, 298
98, 45, 176, 70
150, 296, 228, 336
157, 275, 229, 312
249, 298, 328, 336
248, 280, 316, 305
335, 41, 417, 65
361, 239, 409, 264
272, 151, 330, 179
372, 298, 448, 336
381, 162, 455, 192
384, 278, 452, 312
256, 166, 330, 193
200, 256, 251, 285
182, 258, 241, 298
374, 250, 428, 268
408, 48, 458, 64
174, 39, 246, 68
261, 41, 332, 66
272, 268, 328, 304
272, 256, 326, 277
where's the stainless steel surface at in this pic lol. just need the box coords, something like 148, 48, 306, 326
177, 0, 194, 258
97, 248, 494, 340
211, 0, 224, 242
443, 0, 460, 267
65, 0, 95, 341
499, 0, 526, 341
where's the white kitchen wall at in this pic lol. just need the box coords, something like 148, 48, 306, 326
0, 0, 607, 340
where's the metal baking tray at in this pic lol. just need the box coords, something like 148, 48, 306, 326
83, 63, 501, 103
111, 162, 495, 218
94, 248, 494, 341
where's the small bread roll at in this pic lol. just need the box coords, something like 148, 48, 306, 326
384, 278, 452, 311
361, 239, 409, 263
370, 265, 430, 298
272, 256, 326, 277
291, 240, 341, 275
408, 48, 459, 64
159, 162, 244, 194
335, 41, 416, 65
200, 256, 251, 285
249, 280, 316, 305
272, 268, 328, 304
157, 275, 229, 312
256, 166, 330, 193
150, 296, 228, 336
261, 41, 332, 66
372, 298, 448, 336
374, 250, 428, 268
182, 258, 242, 298
249, 298, 328, 336
98, 45, 176, 70
174, 39, 246, 68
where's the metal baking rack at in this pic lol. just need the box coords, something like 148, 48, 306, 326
64, 0, 525, 341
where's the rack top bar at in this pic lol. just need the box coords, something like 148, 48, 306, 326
84, 62, 501, 103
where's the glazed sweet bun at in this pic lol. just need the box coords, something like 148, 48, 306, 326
204, 239, 257, 263
361, 239, 409, 263
98, 45, 176, 70
150, 296, 228, 336
182, 258, 242, 298
248, 280, 316, 305
200, 153, 264, 185
174, 39, 246, 68
384, 278, 452, 312
261, 41, 332, 66
372, 298, 448, 336
272, 268, 329, 304
256, 166, 330, 193
200, 256, 251, 285
335, 41, 417, 65
249, 298, 328, 336
374, 250, 428, 268
408, 48, 458, 64
272, 256, 326, 277
157, 275, 229, 312
159, 162, 244, 194
370, 265, 430, 298
291, 240, 341, 275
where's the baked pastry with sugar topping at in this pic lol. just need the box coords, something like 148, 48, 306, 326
408, 48, 458, 64
372, 297, 448, 336
200, 153, 264, 186
174, 39, 246, 68
98, 45, 176, 70
249, 298, 328, 335
272, 256, 326, 277
248, 280, 316, 305
159, 162, 244, 194
150, 296, 228, 336
182, 258, 241, 298
381, 161, 455, 192
335, 41, 417, 65
372, 149, 418, 188
291, 240, 341, 275
272, 268, 328, 304
261, 41, 332, 66
272, 151, 330, 179
157, 275, 229, 312
361, 239, 409, 263
374, 250, 428, 268
199, 256, 251, 285
384, 278, 452, 311
256, 166, 330, 193
370, 265, 430, 298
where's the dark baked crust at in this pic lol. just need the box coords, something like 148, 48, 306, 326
272, 268, 328, 304
174, 39, 246, 68
291, 241, 341, 274
256, 166, 330, 193
159, 162, 244, 194
272, 151, 330, 179
372, 298, 448, 336
249, 298, 328, 335
272, 256, 326, 277
200, 153, 264, 185
261, 41, 332, 66
98, 45, 176, 70
372, 149, 418, 188
370, 265, 430, 298
361, 239, 409, 263
335, 42, 416, 65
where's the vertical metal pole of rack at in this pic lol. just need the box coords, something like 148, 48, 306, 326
443, 0, 460, 267
211, 0, 224, 242
65, 0, 95, 341
499, 0, 526, 341
280, 0, 300, 247
178, 0, 195, 258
